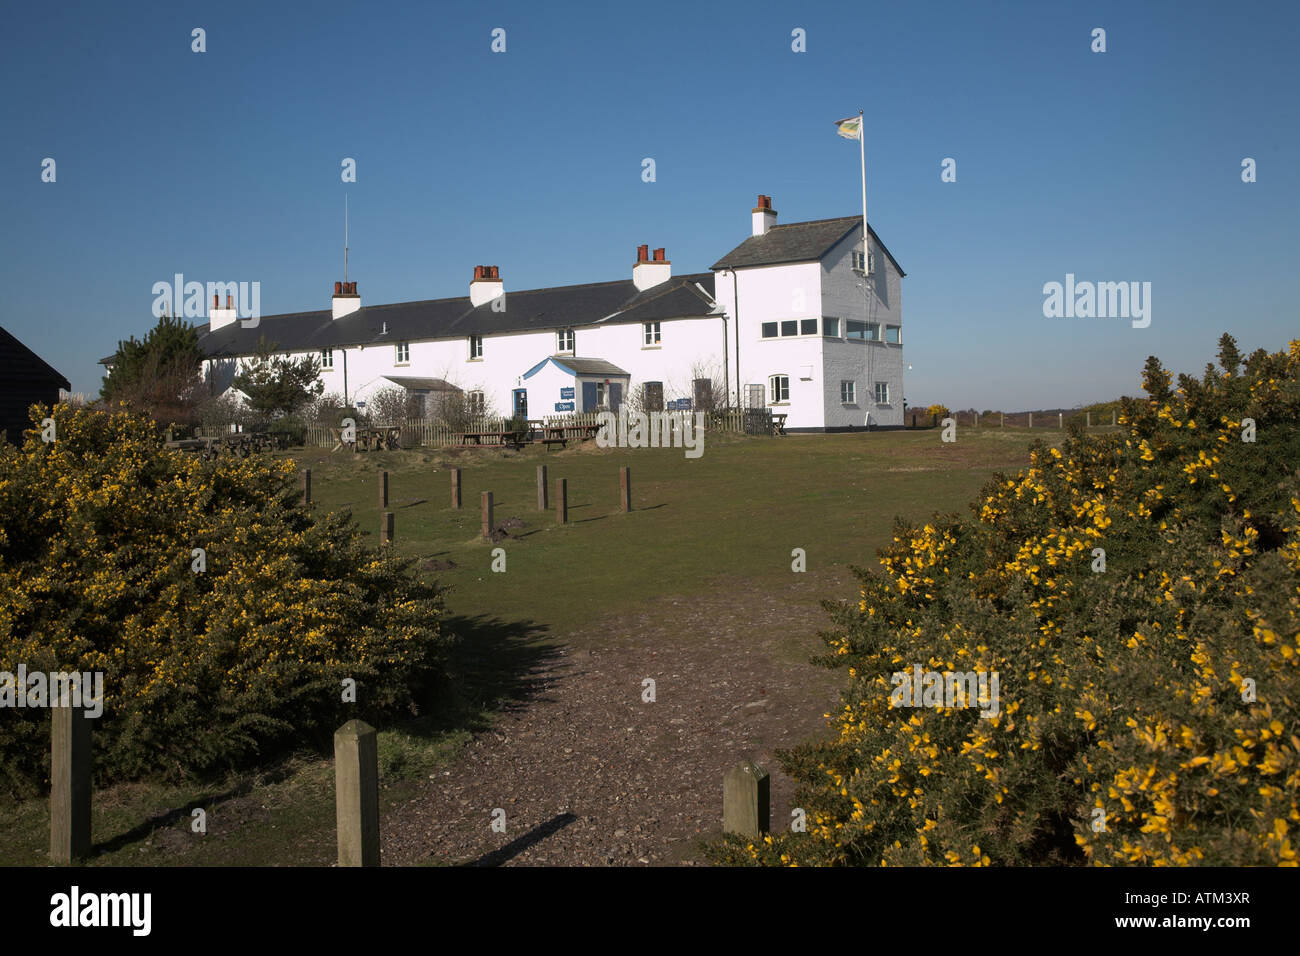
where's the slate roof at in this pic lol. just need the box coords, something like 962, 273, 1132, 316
149, 273, 718, 363
0, 326, 71, 389
711, 216, 905, 275
534, 356, 630, 377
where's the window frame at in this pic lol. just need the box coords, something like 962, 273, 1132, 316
395, 341, 410, 365
468, 335, 483, 360
642, 321, 661, 347
769, 374, 790, 405
557, 328, 575, 353
874, 381, 890, 405
841, 380, 856, 404
822, 317, 841, 338
321, 348, 334, 370
885, 324, 901, 344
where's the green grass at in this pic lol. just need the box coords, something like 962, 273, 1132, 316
0, 428, 1043, 865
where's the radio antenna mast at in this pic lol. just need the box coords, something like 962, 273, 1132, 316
344, 195, 349, 285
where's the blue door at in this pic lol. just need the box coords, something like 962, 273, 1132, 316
581, 381, 598, 412
512, 388, 528, 418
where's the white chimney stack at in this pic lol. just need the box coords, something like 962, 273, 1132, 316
752, 194, 777, 236
470, 265, 504, 307
332, 281, 361, 319
632, 245, 671, 291
209, 292, 238, 332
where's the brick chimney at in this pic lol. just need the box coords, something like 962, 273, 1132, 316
209, 292, 238, 331
470, 265, 503, 307
752, 194, 777, 236
332, 280, 361, 319
632, 245, 671, 292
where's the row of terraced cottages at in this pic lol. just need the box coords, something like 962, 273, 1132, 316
185, 195, 907, 431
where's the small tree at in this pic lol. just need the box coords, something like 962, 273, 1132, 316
368, 386, 417, 425
100, 313, 204, 426
231, 337, 324, 420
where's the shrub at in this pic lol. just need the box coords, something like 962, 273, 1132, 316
0, 404, 452, 797
714, 336, 1299, 866
925, 403, 951, 421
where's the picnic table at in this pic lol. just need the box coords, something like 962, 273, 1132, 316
331, 425, 402, 453
166, 431, 291, 460
772, 413, 788, 436
539, 422, 602, 450
454, 429, 528, 449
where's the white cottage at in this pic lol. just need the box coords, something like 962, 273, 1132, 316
185, 195, 906, 430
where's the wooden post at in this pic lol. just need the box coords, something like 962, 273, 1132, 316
378, 471, 388, 509
1028, 412, 1033, 429
450, 468, 462, 509
1058, 412, 1063, 428
381, 511, 394, 545
974, 411, 979, 428
556, 478, 568, 525
722, 759, 770, 838
334, 720, 380, 867
1113, 409, 1117, 426
481, 492, 494, 538
619, 467, 631, 513
1001, 412, 1005, 428
537, 465, 548, 510
50, 701, 91, 863
302, 468, 312, 506
1086, 411, 1091, 428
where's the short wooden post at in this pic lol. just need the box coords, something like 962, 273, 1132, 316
1113, 409, 1117, 426
334, 720, 380, 867
556, 478, 568, 525
378, 471, 389, 509
537, 465, 548, 510
50, 702, 92, 863
450, 468, 462, 509
1001, 412, 1005, 428
481, 492, 494, 538
1086, 411, 1091, 428
619, 466, 631, 513
1058, 412, 1063, 428
1028, 412, 1033, 429
302, 468, 312, 506
722, 759, 769, 838
381, 511, 394, 545
974, 411, 979, 428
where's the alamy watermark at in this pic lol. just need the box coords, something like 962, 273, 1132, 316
890, 665, 1000, 718
1042, 274, 1150, 328
0, 666, 103, 718
152, 274, 260, 327
595, 408, 706, 459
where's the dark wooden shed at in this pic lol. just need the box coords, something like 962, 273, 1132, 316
0, 325, 71, 443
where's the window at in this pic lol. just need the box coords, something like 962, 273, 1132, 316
321, 348, 334, 369
467, 390, 485, 416
886, 325, 901, 344
852, 250, 874, 274
595, 381, 607, 406
874, 382, 889, 404
769, 374, 789, 404
823, 317, 841, 337
841, 380, 856, 404
693, 378, 713, 411
643, 322, 661, 346
557, 328, 574, 352
643, 381, 664, 411
469, 335, 483, 359
846, 320, 879, 341
395, 342, 410, 364
762, 320, 819, 339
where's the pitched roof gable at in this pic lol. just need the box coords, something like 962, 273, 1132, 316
711, 216, 905, 275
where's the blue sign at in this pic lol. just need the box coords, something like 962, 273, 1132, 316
666, 398, 693, 410
554, 401, 574, 412
560, 387, 574, 400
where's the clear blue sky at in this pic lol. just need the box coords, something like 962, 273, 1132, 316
3, 0, 1296, 409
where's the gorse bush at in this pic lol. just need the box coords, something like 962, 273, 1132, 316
717, 336, 1299, 866
0, 404, 452, 797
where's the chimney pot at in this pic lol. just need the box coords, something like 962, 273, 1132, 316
653, 248, 665, 262
212, 293, 219, 309
637, 244, 649, 262
335, 281, 342, 294
226, 294, 233, 308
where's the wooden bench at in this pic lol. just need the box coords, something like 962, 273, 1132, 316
455, 430, 527, 450
772, 413, 789, 436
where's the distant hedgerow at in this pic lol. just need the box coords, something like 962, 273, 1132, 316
0, 404, 452, 797
715, 336, 1299, 866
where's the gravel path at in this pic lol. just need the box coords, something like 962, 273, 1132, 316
382, 581, 844, 866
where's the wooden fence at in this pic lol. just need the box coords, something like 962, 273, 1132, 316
298, 409, 757, 449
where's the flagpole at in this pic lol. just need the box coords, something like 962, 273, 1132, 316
858, 109, 867, 247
